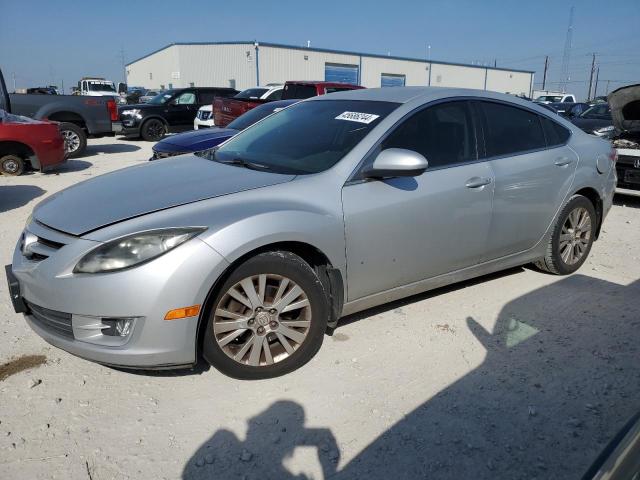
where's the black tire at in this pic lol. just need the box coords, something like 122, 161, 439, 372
202, 251, 329, 379
535, 195, 597, 275
0, 154, 25, 176
140, 118, 166, 142
59, 122, 87, 158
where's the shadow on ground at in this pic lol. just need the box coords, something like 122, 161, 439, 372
183, 275, 640, 480
85, 143, 141, 155
0, 185, 45, 212
614, 191, 640, 208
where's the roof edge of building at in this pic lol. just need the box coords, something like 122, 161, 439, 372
126, 41, 535, 75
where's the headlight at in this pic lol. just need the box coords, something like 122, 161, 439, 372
594, 125, 615, 135
120, 109, 141, 117
74, 227, 205, 274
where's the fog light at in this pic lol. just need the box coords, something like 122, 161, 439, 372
101, 318, 134, 337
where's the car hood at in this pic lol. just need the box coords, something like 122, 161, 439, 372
608, 84, 640, 133
155, 128, 238, 152
33, 155, 295, 236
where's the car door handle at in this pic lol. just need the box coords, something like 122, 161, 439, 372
465, 177, 492, 188
554, 157, 574, 167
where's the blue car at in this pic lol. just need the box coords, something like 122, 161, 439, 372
150, 99, 298, 160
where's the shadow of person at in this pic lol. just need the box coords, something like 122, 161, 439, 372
183, 400, 339, 480
334, 275, 640, 480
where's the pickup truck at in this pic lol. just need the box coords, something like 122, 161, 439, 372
1, 68, 120, 158
212, 85, 284, 128
213, 80, 363, 127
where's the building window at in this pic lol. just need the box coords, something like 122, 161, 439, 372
325, 63, 359, 84
229, 79, 236, 89
168, 83, 173, 89
160, 84, 165, 90
149, 73, 153, 80
381, 73, 406, 87
189, 82, 195, 87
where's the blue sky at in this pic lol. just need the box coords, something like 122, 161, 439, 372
1, 0, 638, 100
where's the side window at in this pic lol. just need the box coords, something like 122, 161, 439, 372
563, 96, 575, 103
198, 91, 218, 104
266, 89, 283, 101
480, 101, 546, 157
541, 117, 571, 147
325, 87, 352, 94
174, 92, 196, 105
382, 101, 476, 169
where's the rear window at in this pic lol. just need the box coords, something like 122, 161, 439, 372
235, 88, 268, 99
479, 101, 546, 157
282, 84, 318, 100
541, 117, 571, 147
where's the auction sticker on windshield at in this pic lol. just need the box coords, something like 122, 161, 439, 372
335, 112, 380, 124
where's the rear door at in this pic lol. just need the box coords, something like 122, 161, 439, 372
342, 100, 495, 300
476, 101, 577, 260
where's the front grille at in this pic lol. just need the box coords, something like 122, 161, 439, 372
617, 154, 640, 167
26, 302, 74, 339
152, 150, 182, 160
21, 231, 66, 261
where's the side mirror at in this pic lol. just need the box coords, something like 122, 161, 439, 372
363, 148, 428, 179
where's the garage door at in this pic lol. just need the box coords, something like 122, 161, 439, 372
381, 74, 406, 87
325, 63, 359, 84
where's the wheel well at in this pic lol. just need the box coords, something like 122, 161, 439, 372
0, 141, 35, 165
47, 111, 86, 129
195, 241, 344, 360
574, 187, 604, 239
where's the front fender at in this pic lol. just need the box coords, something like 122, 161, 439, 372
201, 209, 347, 277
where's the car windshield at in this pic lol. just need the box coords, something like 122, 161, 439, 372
227, 102, 293, 131
581, 104, 611, 118
536, 95, 563, 103
235, 88, 268, 99
147, 90, 176, 104
208, 100, 398, 174
88, 82, 116, 92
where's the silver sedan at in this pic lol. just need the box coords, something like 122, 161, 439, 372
7, 87, 617, 379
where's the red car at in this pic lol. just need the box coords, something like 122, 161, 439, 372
0, 111, 66, 176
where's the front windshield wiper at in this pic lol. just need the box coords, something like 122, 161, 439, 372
217, 157, 274, 172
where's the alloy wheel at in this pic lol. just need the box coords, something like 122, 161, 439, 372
559, 206, 592, 265
62, 129, 80, 154
213, 274, 312, 367
2, 158, 20, 174
146, 121, 164, 140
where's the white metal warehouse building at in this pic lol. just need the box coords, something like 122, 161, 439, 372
126, 41, 534, 96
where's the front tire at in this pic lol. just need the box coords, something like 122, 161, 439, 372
0, 154, 25, 176
202, 251, 329, 379
535, 195, 597, 275
59, 122, 87, 158
140, 118, 166, 141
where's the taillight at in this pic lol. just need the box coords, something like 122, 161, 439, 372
107, 99, 118, 122
609, 148, 618, 164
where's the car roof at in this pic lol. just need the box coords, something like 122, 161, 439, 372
310, 86, 537, 107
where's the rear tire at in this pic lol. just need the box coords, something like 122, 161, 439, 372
140, 118, 166, 142
535, 195, 597, 275
59, 122, 87, 158
202, 251, 329, 379
0, 154, 25, 176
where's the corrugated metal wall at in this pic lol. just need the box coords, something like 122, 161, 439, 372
127, 43, 533, 96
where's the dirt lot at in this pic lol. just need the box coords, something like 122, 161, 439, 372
1, 137, 639, 480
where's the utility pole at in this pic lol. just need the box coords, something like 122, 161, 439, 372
119, 47, 126, 84
606, 79, 611, 95
542, 56, 549, 91
587, 53, 597, 100
12, 72, 16, 91
559, 6, 574, 91
427, 44, 431, 61
494, 59, 497, 67
593, 66, 600, 98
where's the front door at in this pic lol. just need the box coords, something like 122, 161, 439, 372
165, 91, 197, 131
342, 101, 495, 301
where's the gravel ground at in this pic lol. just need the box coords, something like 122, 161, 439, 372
1, 136, 639, 480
